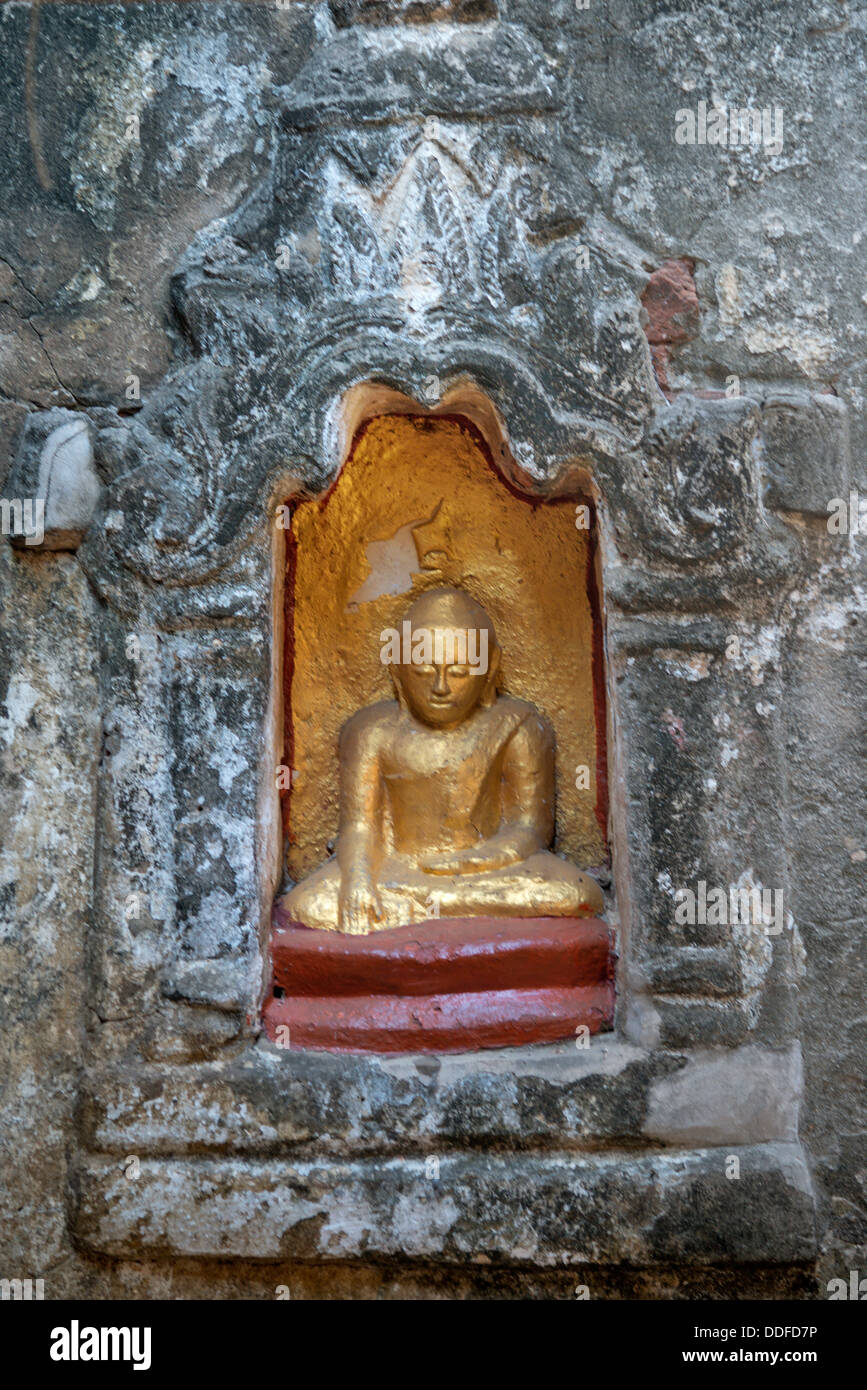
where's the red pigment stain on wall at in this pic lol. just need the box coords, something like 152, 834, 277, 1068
641, 257, 700, 399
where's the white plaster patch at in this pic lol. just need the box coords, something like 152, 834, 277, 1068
657, 650, 711, 681
62, 268, 105, 303
724, 624, 781, 686
346, 515, 428, 608
182, 889, 238, 959
0, 676, 39, 744
801, 588, 867, 652
656, 870, 676, 897
727, 868, 796, 1026
390, 1187, 463, 1258
645, 1043, 802, 1146
716, 262, 741, 327
38, 419, 100, 537
208, 728, 246, 795
744, 321, 834, 375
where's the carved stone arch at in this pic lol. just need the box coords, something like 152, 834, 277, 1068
80, 324, 636, 607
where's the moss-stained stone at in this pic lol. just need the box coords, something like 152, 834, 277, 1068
0, 545, 99, 1278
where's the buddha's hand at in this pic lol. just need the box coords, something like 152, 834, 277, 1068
576, 871, 605, 917
420, 847, 517, 876
339, 871, 384, 935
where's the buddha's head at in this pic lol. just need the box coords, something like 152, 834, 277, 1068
390, 586, 501, 729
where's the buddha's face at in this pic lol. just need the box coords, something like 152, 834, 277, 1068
399, 631, 490, 728
393, 588, 500, 729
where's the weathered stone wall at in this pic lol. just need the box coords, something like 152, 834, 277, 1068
1, 0, 864, 1298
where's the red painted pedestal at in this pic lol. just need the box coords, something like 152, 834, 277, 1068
263, 912, 615, 1053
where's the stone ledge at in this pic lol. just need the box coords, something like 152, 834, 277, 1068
276, 23, 562, 129
79, 1039, 802, 1158
70, 1142, 817, 1266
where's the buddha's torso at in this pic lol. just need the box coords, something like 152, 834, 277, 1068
379, 697, 530, 856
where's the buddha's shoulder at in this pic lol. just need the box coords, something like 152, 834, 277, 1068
340, 700, 399, 745
493, 694, 552, 737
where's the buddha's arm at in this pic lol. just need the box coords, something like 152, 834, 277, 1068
336, 712, 384, 932
422, 713, 555, 875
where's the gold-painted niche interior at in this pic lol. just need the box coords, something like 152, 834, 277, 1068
282, 413, 608, 882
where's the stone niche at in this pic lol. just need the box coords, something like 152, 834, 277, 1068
266, 405, 612, 1052
282, 411, 607, 885
57, 12, 825, 1282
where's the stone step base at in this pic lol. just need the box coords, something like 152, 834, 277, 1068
264, 982, 614, 1052
80, 1041, 804, 1158
71, 1142, 817, 1267
264, 915, 615, 1052
270, 914, 613, 994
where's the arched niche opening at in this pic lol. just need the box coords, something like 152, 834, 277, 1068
267, 396, 614, 1052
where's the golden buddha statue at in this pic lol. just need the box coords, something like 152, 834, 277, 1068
278, 586, 604, 934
